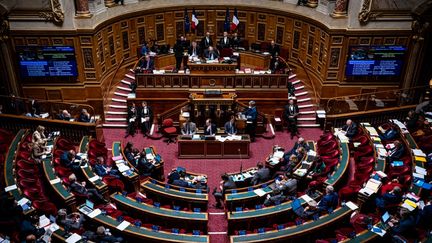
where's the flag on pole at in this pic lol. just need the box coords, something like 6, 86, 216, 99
224, 8, 230, 32
191, 8, 199, 30
231, 8, 239, 31
184, 8, 190, 33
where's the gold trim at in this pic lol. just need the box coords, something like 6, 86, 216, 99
39, 0, 64, 24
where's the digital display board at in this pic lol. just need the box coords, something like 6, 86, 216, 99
17, 46, 78, 77
346, 45, 406, 76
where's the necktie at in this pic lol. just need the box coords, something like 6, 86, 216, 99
186, 124, 190, 134
146, 61, 149, 69
210, 53, 213, 60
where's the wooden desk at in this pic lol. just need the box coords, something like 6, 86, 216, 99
111, 193, 208, 232
188, 62, 237, 74
239, 51, 271, 69
112, 141, 140, 191
154, 54, 175, 69
177, 135, 250, 159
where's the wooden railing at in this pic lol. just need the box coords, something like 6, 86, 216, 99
297, 58, 320, 105
102, 57, 126, 116
0, 114, 97, 144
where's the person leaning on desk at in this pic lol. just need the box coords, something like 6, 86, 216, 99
204, 118, 217, 136
204, 46, 219, 60
225, 115, 237, 136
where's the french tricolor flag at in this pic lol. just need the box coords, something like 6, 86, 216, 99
231, 8, 239, 31
192, 9, 199, 30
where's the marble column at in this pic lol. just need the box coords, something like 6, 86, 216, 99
307, 0, 318, 8
104, 0, 115, 7
89, 0, 107, 15
331, 0, 348, 17
75, 0, 92, 18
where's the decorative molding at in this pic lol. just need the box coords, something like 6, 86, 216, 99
359, 0, 414, 25
39, 0, 64, 24
0, 18, 9, 42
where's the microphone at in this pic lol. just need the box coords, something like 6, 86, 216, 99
238, 148, 243, 175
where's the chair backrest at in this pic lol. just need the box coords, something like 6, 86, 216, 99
162, 118, 174, 127
220, 48, 233, 57
274, 108, 284, 118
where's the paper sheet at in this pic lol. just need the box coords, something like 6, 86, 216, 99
89, 175, 100, 182
50, 178, 61, 184
300, 194, 313, 202
5, 184, 17, 192
253, 188, 267, 197
116, 220, 131, 231
88, 209, 102, 218
345, 201, 359, 211
65, 233, 82, 243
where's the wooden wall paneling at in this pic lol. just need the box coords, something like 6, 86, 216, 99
25, 37, 39, 46
267, 15, 276, 42
247, 12, 255, 41
51, 37, 63, 46
165, 12, 175, 44
13, 37, 25, 46
85, 86, 102, 99
22, 88, 48, 100
39, 37, 50, 46
62, 88, 86, 101
72, 36, 85, 83
45, 89, 62, 101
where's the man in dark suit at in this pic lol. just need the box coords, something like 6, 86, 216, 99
264, 188, 287, 206
213, 173, 236, 209
219, 31, 231, 49
243, 100, 258, 142
139, 55, 154, 72
57, 110, 72, 121
173, 36, 185, 71
224, 115, 237, 135
270, 55, 287, 74
251, 162, 270, 186
268, 40, 280, 58
388, 140, 405, 162
188, 41, 201, 58
284, 99, 300, 139
126, 103, 138, 138
317, 185, 338, 213
379, 127, 398, 141
78, 109, 91, 122
181, 118, 197, 135
231, 32, 241, 49
204, 46, 219, 60
204, 118, 217, 136
139, 101, 153, 137
30, 98, 41, 117
60, 150, 82, 173
342, 119, 358, 138
200, 32, 213, 50
68, 173, 107, 204
8, 94, 25, 115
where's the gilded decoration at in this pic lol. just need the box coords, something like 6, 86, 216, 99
359, 0, 417, 24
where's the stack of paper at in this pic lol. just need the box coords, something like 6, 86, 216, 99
293, 168, 307, 177
415, 166, 427, 176
117, 164, 130, 173
412, 149, 426, 157
253, 188, 267, 197
65, 233, 82, 243
401, 199, 417, 211
378, 148, 388, 157
273, 151, 284, 159
366, 127, 379, 136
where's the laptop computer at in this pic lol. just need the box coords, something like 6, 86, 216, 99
381, 211, 390, 223
80, 200, 94, 214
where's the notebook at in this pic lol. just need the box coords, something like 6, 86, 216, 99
291, 199, 302, 211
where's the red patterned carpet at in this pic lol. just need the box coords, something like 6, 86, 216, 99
103, 127, 322, 242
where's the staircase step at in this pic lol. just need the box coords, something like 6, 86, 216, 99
103, 123, 128, 128
298, 123, 320, 128
112, 98, 127, 103
299, 110, 315, 115
125, 74, 135, 80
121, 79, 131, 85
109, 104, 127, 109
297, 97, 311, 103
298, 117, 316, 121
295, 85, 304, 90
118, 86, 132, 92
289, 74, 296, 80
129, 69, 135, 73
107, 111, 128, 115
105, 117, 127, 121
298, 104, 314, 109
114, 92, 129, 97
292, 80, 301, 85
295, 91, 308, 97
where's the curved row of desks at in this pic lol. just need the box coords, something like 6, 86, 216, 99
111, 141, 140, 191
324, 141, 350, 187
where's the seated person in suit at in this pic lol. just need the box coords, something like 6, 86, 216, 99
138, 55, 154, 72
317, 185, 338, 213
264, 188, 287, 206
30, 142, 48, 164
94, 156, 121, 179
341, 119, 358, 138
181, 118, 197, 135
123, 142, 137, 165
167, 167, 186, 184
388, 208, 418, 239
285, 137, 310, 158
282, 154, 299, 174
276, 175, 297, 197
308, 158, 327, 180
251, 162, 270, 185
224, 115, 237, 136
68, 173, 107, 204
78, 109, 91, 122
204, 46, 219, 60
387, 140, 405, 162
375, 186, 402, 210
213, 173, 236, 209
56, 209, 85, 232
268, 40, 280, 58
204, 118, 217, 136
90, 226, 124, 243
219, 31, 231, 49
60, 149, 82, 172
379, 126, 398, 141
188, 41, 201, 58
136, 151, 155, 177
57, 109, 72, 121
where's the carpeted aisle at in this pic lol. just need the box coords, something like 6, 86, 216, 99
103, 127, 322, 243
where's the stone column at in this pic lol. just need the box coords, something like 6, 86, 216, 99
331, 0, 348, 17
89, 0, 107, 15
0, 18, 19, 95
307, 0, 318, 8
104, 0, 115, 7
75, 0, 92, 18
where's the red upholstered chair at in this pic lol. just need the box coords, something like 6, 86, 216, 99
352, 135, 369, 147
101, 176, 125, 192
56, 138, 75, 151
357, 156, 375, 167
33, 199, 57, 216
220, 48, 233, 58
273, 108, 285, 131
320, 150, 340, 160
388, 166, 411, 178
318, 141, 338, 154
162, 119, 177, 144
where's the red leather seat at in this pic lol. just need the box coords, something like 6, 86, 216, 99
17, 160, 37, 170
56, 138, 75, 151
352, 135, 369, 147
162, 119, 177, 144
33, 199, 57, 216
55, 166, 73, 178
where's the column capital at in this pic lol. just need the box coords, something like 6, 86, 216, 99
104, 0, 116, 8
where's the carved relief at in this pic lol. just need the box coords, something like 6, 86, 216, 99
329, 47, 341, 68
0, 18, 10, 42
359, 0, 416, 24
83, 48, 94, 69
39, 0, 64, 24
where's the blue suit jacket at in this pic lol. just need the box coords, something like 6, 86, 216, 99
318, 192, 338, 212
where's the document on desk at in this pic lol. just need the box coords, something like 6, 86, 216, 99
4, 184, 17, 192
370, 226, 386, 237
65, 233, 82, 243
412, 149, 426, 157
253, 188, 268, 197
89, 175, 100, 182
273, 151, 284, 159
116, 220, 131, 231
50, 178, 61, 184
88, 209, 102, 218
345, 201, 359, 211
